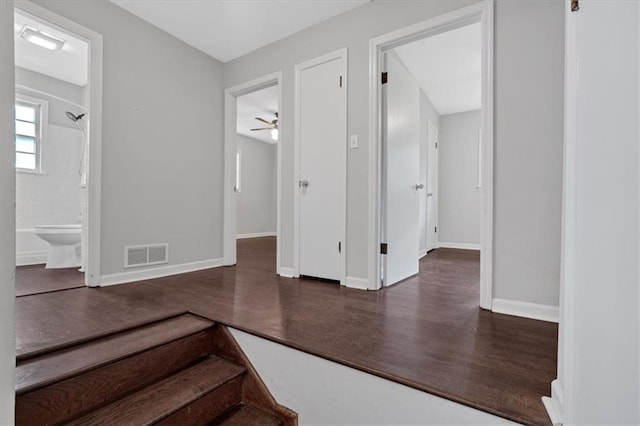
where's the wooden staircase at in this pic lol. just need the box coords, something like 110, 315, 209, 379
15, 313, 296, 425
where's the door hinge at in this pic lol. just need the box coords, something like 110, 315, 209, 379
435, 142, 438, 149
380, 243, 388, 254
435, 226, 437, 233
571, 0, 579, 11
339, 75, 343, 88
338, 241, 342, 253
381, 72, 388, 85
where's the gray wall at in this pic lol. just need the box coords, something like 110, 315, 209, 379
33, 0, 225, 276
15, 66, 86, 128
438, 110, 481, 246
224, 0, 564, 307
419, 90, 440, 253
0, 0, 16, 422
236, 134, 277, 236
494, 0, 564, 306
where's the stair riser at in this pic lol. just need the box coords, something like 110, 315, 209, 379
157, 376, 243, 425
17, 329, 215, 425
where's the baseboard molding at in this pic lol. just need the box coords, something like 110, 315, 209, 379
419, 249, 427, 259
492, 298, 559, 323
345, 276, 370, 290
236, 232, 277, 239
542, 379, 564, 425
278, 267, 295, 278
16, 250, 48, 266
438, 242, 481, 250
100, 258, 223, 287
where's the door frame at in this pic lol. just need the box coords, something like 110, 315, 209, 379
367, 0, 494, 309
293, 48, 348, 285
425, 120, 439, 253
15, 0, 104, 287
223, 71, 283, 272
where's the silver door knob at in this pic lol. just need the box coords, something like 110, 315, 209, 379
427, 192, 433, 197
415, 183, 425, 190
299, 180, 309, 188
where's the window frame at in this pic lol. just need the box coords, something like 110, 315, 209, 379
14, 93, 48, 174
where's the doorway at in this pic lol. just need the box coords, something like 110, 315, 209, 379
369, 1, 493, 308
223, 72, 282, 274
13, 2, 103, 294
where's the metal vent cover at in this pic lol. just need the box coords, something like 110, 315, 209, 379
124, 244, 169, 268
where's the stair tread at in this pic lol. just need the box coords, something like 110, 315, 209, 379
67, 356, 245, 425
16, 313, 213, 394
218, 404, 283, 426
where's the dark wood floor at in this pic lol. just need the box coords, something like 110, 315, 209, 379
16, 237, 557, 425
16, 265, 85, 297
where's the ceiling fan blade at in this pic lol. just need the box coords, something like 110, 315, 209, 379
250, 127, 271, 131
255, 117, 271, 124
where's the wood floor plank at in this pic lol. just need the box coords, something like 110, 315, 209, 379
216, 404, 283, 426
66, 356, 245, 425
16, 237, 557, 425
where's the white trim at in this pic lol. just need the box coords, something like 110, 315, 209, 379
542, 397, 562, 426
345, 276, 369, 290
293, 48, 348, 285
368, 1, 494, 305
437, 242, 481, 250
278, 266, 295, 278
419, 249, 427, 259
16, 250, 47, 266
236, 232, 276, 239
15, 1, 104, 288
492, 298, 559, 323
100, 258, 222, 287
223, 71, 283, 274
542, 379, 565, 425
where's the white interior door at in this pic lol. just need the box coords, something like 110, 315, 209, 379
426, 121, 439, 252
382, 52, 420, 286
299, 56, 345, 281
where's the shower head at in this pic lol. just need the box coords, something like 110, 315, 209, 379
65, 111, 86, 122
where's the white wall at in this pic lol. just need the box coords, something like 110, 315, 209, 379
493, 0, 564, 307
419, 90, 440, 254
551, 1, 640, 424
231, 329, 514, 425
31, 0, 225, 278
224, 0, 564, 309
0, 0, 16, 422
236, 134, 277, 237
438, 110, 481, 247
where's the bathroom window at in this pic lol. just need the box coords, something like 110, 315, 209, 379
15, 97, 45, 172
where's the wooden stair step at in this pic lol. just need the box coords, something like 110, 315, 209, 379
16, 313, 213, 395
65, 356, 245, 425
215, 404, 283, 426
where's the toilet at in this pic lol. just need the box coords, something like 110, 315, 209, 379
34, 224, 82, 269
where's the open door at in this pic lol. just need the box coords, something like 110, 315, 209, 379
426, 121, 439, 252
381, 51, 420, 286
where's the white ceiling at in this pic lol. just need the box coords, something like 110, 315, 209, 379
394, 23, 481, 116
14, 11, 88, 87
110, 0, 369, 63
237, 84, 278, 144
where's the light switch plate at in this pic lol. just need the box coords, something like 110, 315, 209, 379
350, 134, 359, 149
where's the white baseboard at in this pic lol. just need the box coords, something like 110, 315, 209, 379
345, 276, 370, 290
16, 250, 48, 266
542, 379, 564, 425
492, 298, 559, 323
236, 232, 276, 239
438, 242, 481, 250
100, 258, 223, 287
278, 267, 295, 278
419, 249, 427, 259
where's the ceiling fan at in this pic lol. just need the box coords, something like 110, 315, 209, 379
251, 112, 279, 140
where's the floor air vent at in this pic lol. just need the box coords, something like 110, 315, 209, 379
124, 244, 169, 268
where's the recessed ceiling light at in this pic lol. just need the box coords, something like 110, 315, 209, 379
20, 25, 65, 51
